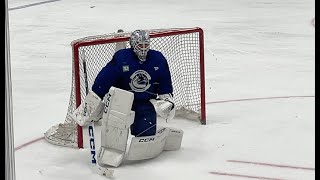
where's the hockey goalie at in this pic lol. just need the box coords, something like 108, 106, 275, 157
71, 29, 183, 167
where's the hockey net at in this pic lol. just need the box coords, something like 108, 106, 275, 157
44, 27, 206, 148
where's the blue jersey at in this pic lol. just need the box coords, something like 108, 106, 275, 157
92, 48, 173, 136
92, 48, 173, 105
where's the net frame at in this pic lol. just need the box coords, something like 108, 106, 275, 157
44, 27, 206, 148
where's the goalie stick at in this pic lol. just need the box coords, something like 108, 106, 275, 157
82, 50, 114, 178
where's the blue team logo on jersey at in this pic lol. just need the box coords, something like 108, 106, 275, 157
129, 70, 151, 92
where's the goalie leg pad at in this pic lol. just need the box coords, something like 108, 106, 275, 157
126, 127, 169, 161
97, 87, 134, 167
126, 126, 183, 161
164, 127, 184, 151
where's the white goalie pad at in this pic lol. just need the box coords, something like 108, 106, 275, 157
126, 127, 169, 161
97, 87, 134, 167
71, 91, 104, 126
126, 126, 183, 161
164, 127, 184, 151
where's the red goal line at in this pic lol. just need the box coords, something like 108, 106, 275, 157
227, 160, 315, 171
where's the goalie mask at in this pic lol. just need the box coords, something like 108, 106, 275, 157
130, 30, 150, 62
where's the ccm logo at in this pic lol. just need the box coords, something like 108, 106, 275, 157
157, 128, 166, 134
171, 130, 181, 134
139, 137, 155, 142
104, 93, 111, 113
88, 125, 96, 164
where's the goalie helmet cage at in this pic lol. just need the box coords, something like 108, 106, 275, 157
44, 27, 206, 148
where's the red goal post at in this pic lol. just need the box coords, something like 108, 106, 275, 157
44, 27, 206, 148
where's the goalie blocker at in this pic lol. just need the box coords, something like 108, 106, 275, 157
72, 86, 183, 167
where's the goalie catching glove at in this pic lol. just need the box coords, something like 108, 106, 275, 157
150, 93, 176, 122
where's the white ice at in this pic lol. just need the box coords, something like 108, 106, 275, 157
8, 0, 315, 179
